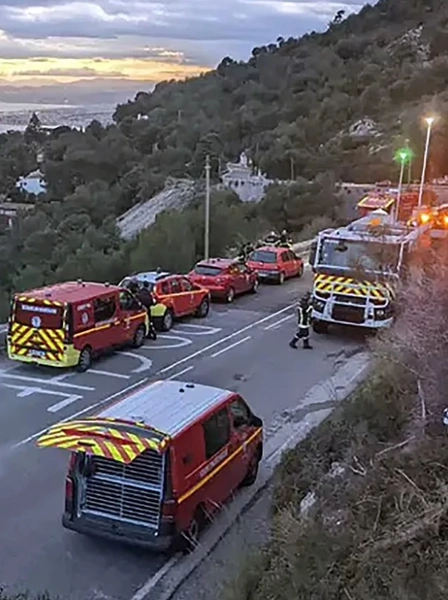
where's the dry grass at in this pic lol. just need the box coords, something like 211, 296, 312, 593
223, 242, 448, 600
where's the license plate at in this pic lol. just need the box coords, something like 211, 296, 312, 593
29, 349, 46, 358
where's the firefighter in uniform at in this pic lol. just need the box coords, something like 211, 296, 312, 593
289, 292, 313, 349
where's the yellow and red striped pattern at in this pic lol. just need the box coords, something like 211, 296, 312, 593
314, 274, 395, 300
37, 419, 169, 464
9, 322, 65, 361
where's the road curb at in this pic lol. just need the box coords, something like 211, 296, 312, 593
136, 350, 372, 600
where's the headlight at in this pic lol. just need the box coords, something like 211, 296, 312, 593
313, 299, 325, 312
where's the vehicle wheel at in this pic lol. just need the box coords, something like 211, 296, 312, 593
250, 278, 259, 294
226, 287, 235, 303
296, 264, 304, 278
241, 449, 261, 487
132, 325, 146, 348
180, 507, 206, 554
195, 298, 210, 318
312, 319, 328, 334
278, 271, 285, 285
77, 346, 92, 372
162, 309, 174, 331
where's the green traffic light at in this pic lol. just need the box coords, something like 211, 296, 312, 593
394, 147, 413, 164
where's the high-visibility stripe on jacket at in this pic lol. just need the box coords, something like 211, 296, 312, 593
297, 304, 312, 327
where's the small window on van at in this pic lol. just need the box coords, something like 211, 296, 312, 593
202, 408, 231, 459
230, 398, 251, 429
160, 281, 170, 295
93, 296, 116, 323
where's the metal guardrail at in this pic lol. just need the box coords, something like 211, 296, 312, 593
0, 239, 314, 353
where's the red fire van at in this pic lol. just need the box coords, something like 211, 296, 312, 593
37, 380, 263, 551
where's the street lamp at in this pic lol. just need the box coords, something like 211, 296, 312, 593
418, 116, 436, 209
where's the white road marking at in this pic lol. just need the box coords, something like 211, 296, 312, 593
264, 313, 294, 331
173, 324, 222, 336
142, 335, 192, 350
88, 369, 130, 380
14, 377, 149, 447
211, 335, 251, 358
118, 352, 153, 373
0, 372, 94, 391
166, 365, 195, 380
159, 302, 295, 374
47, 395, 84, 413
129, 556, 181, 600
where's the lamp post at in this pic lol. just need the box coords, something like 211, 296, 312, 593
418, 116, 435, 209
395, 150, 407, 222
204, 154, 211, 260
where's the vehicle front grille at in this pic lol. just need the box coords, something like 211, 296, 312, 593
332, 304, 365, 324
334, 294, 366, 306
82, 450, 164, 528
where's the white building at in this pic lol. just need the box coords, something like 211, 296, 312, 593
16, 169, 47, 196
221, 152, 272, 202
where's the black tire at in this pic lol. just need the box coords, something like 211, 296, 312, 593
250, 278, 259, 294
226, 287, 235, 303
132, 325, 146, 348
312, 319, 328, 334
162, 309, 174, 331
77, 346, 92, 373
278, 271, 285, 285
179, 507, 207, 554
195, 298, 210, 318
241, 449, 261, 487
296, 264, 304, 278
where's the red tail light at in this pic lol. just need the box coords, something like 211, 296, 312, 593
65, 477, 73, 501
162, 499, 177, 521
68, 453, 76, 470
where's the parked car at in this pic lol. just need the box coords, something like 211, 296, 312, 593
247, 246, 304, 284
189, 258, 258, 303
37, 379, 263, 552
119, 271, 210, 331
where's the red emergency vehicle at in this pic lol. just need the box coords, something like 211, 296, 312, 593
7, 281, 149, 372
357, 193, 395, 217
37, 380, 263, 551
247, 246, 304, 284
189, 258, 258, 303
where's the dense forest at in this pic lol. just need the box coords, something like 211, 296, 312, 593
1, 0, 448, 322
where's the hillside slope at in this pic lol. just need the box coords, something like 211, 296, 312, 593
114, 0, 448, 183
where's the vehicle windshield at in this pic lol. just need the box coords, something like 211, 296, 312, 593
14, 300, 65, 329
249, 250, 277, 264
317, 239, 401, 274
194, 265, 224, 276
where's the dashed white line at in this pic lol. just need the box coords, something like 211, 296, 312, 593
47, 395, 84, 413
166, 365, 195, 380
264, 313, 294, 331
211, 335, 252, 358
159, 302, 295, 374
89, 369, 130, 380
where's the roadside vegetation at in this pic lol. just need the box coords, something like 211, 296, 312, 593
224, 243, 448, 600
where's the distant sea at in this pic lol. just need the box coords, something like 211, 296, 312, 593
0, 101, 115, 133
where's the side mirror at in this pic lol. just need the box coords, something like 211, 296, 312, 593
250, 414, 263, 428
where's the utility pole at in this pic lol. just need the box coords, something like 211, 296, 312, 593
204, 155, 211, 260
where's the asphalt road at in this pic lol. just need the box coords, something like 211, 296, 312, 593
0, 272, 364, 600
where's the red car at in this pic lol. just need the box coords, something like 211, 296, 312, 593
189, 258, 258, 303
247, 246, 304, 284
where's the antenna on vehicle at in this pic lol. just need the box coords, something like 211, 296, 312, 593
186, 383, 194, 388
105, 282, 110, 287
179, 387, 185, 393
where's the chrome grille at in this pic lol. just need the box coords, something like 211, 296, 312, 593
82, 450, 164, 528
334, 294, 366, 305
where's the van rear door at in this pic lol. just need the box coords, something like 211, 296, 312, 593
11, 298, 66, 360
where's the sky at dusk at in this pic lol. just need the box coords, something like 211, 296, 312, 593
0, 0, 366, 87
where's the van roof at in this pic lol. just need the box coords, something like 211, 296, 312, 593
16, 281, 120, 304
98, 380, 231, 438
133, 271, 171, 283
